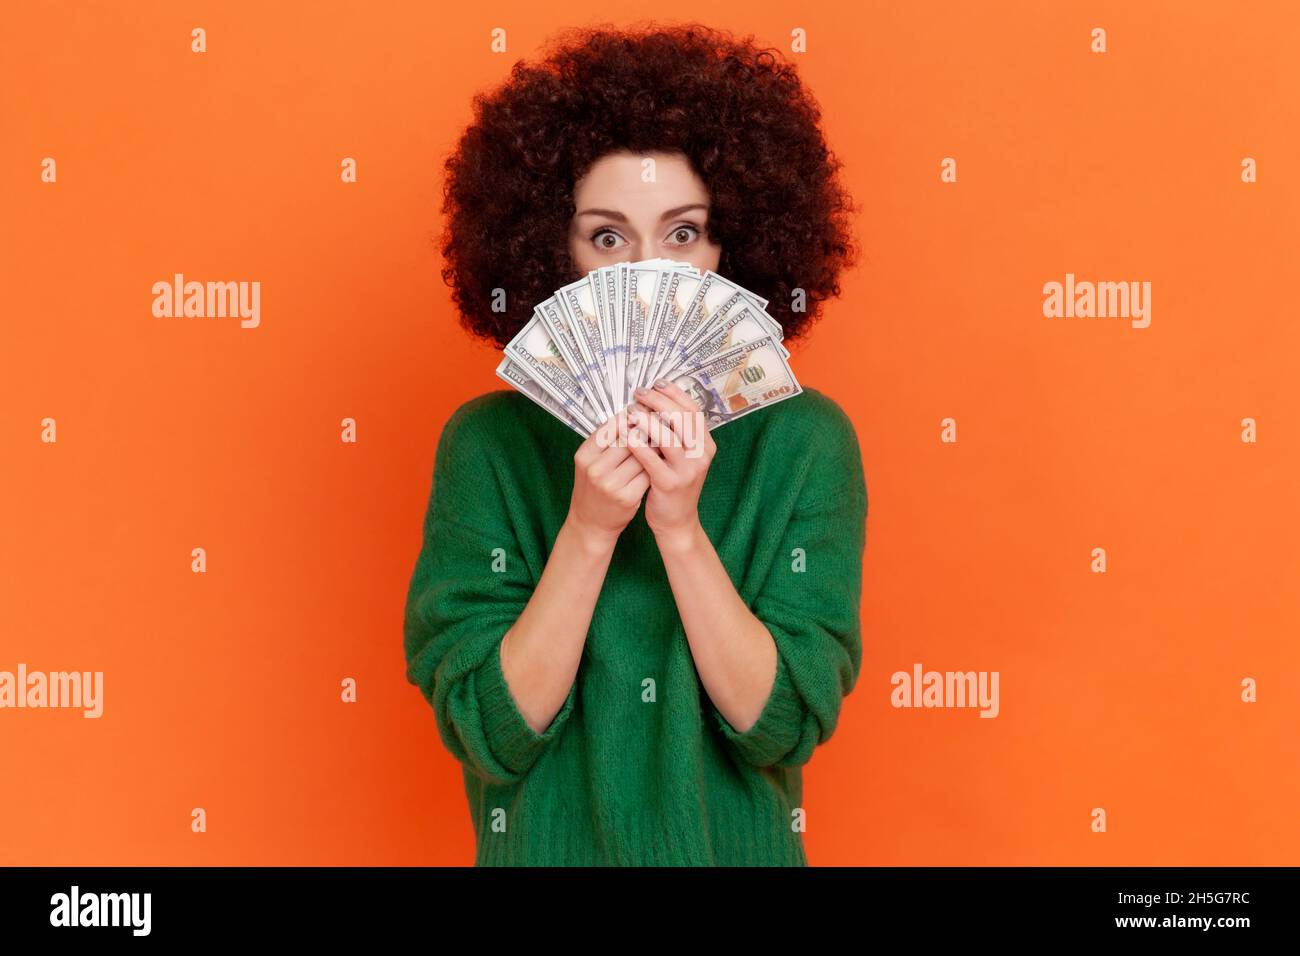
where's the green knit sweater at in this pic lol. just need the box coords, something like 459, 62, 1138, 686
403, 385, 867, 866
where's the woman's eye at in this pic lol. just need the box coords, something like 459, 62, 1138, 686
667, 224, 700, 245
592, 229, 626, 250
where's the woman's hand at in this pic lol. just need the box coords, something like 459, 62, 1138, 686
566, 409, 651, 550
626, 378, 717, 546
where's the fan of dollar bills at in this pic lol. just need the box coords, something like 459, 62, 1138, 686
496, 258, 802, 436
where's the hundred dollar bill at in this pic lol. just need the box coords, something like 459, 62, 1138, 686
669, 334, 802, 430
504, 313, 601, 432
622, 260, 669, 410
640, 268, 701, 392
555, 275, 614, 417
660, 304, 789, 381
654, 270, 723, 380
630, 262, 693, 396
610, 264, 626, 410
597, 266, 623, 409
535, 296, 610, 424
680, 287, 783, 356
590, 267, 611, 398
496, 355, 589, 436
652, 271, 780, 383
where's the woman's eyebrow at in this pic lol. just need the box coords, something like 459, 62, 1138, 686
573, 203, 709, 222
658, 203, 708, 220
574, 208, 628, 221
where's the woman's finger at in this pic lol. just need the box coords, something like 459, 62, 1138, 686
632, 386, 687, 437
588, 415, 634, 477
630, 400, 685, 468
650, 377, 701, 411
634, 388, 699, 464
623, 469, 651, 500
648, 379, 708, 457
626, 426, 677, 487
607, 450, 648, 488
588, 445, 633, 481
634, 384, 688, 426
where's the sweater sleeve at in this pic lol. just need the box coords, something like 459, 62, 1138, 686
711, 397, 867, 769
403, 398, 578, 786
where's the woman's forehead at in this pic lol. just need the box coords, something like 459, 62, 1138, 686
574, 151, 709, 208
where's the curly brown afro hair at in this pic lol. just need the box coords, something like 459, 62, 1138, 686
439, 23, 858, 349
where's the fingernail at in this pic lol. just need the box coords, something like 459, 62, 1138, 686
634, 387, 649, 397
653, 379, 668, 389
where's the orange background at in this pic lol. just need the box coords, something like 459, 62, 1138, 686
2, 0, 1297, 866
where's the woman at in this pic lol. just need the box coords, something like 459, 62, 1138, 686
404, 23, 867, 866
